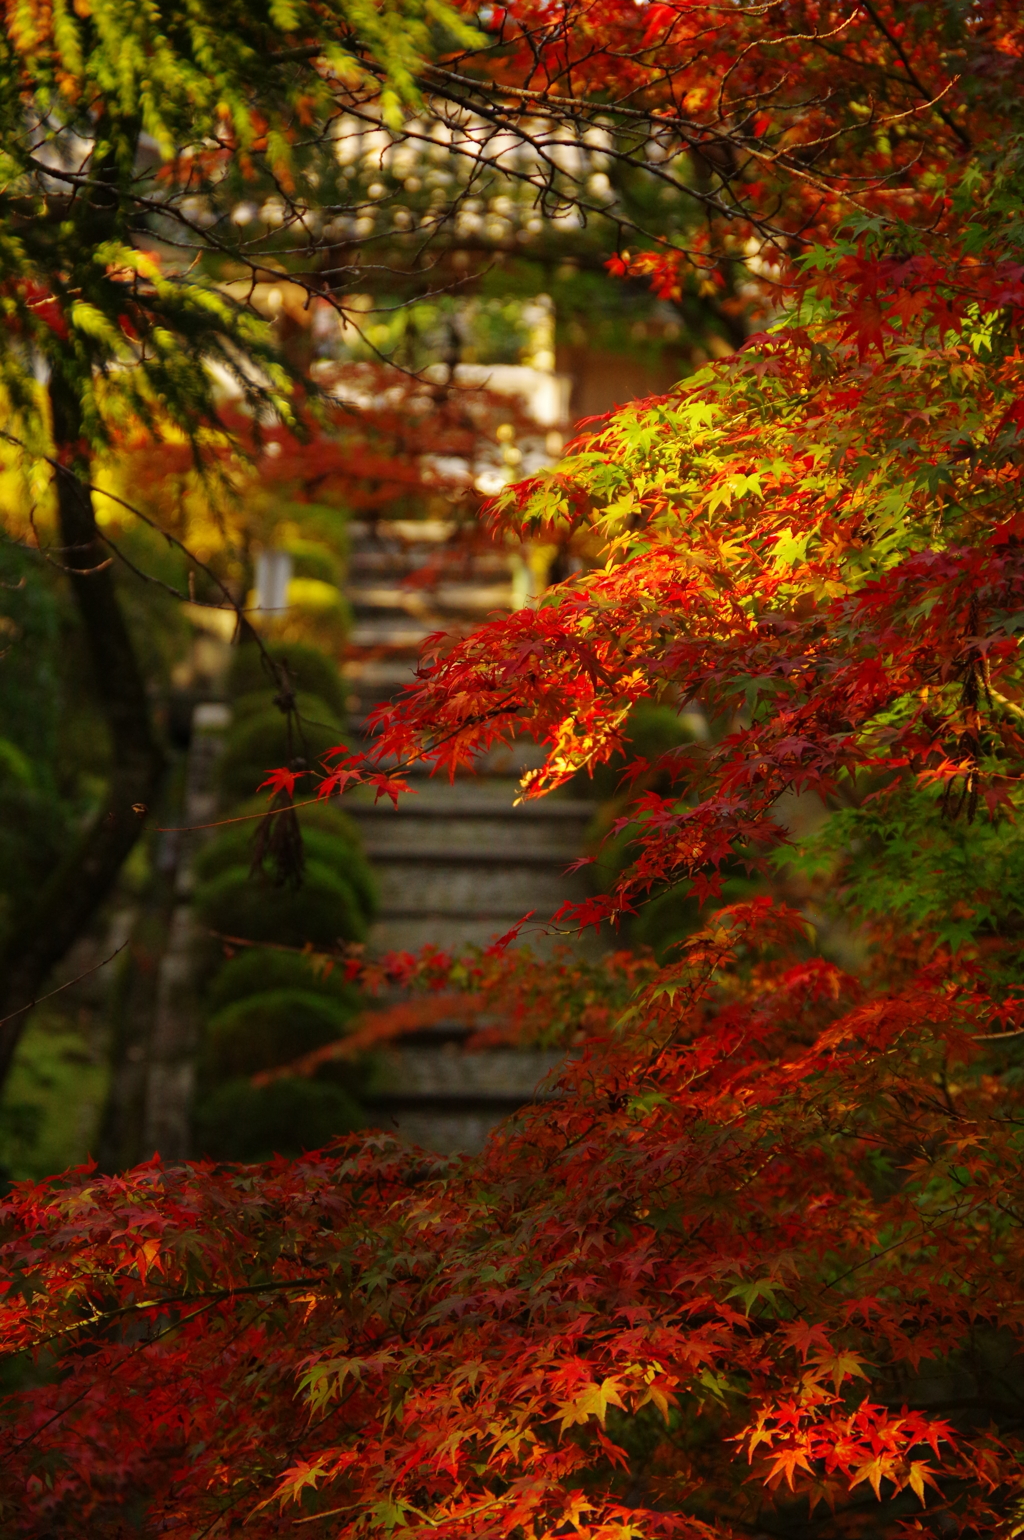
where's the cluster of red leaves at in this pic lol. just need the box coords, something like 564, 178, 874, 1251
0, 279, 70, 341
368, 197, 1024, 923
118, 371, 532, 526
0, 905, 1021, 1535
244, 941, 657, 1085
479, 0, 1018, 277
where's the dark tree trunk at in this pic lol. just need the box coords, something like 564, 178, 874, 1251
0, 378, 166, 1084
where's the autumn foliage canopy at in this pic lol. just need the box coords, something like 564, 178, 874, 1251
3, 1, 1024, 1537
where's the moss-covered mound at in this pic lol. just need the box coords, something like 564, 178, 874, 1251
192, 1076, 362, 1163
201, 988, 353, 1081
205, 948, 360, 1016
192, 637, 375, 1163
230, 687, 340, 727
195, 859, 369, 950
193, 805, 376, 922
217, 706, 346, 803
228, 640, 347, 722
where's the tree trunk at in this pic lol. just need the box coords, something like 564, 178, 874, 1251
0, 379, 166, 1085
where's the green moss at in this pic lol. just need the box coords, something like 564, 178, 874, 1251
217, 705, 347, 802
583, 702, 696, 804
193, 631, 376, 1161
192, 1076, 363, 1163
201, 988, 351, 1080
286, 540, 341, 587
194, 858, 368, 949
230, 688, 341, 730
196, 818, 350, 881
0, 546, 62, 771
205, 948, 361, 1016
0, 779, 71, 948
292, 799, 366, 843
200, 794, 363, 852
194, 825, 377, 921
0, 1009, 107, 1183
228, 640, 347, 721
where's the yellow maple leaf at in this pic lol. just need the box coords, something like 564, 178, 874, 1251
765, 1446, 814, 1490
851, 1453, 896, 1500
557, 1377, 627, 1431
808, 1349, 869, 1392
635, 1381, 673, 1423
907, 1460, 936, 1506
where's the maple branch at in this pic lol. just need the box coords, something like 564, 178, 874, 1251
2, 1275, 338, 1363
857, 0, 972, 151
158, 698, 521, 833
0, 941, 129, 1031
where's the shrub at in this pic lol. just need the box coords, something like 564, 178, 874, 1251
193, 821, 376, 920
194, 858, 369, 950
228, 640, 347, 721
217, 705, 346, 802
229, 687, 341, 729
191, 1076, 362, 1162
193, 635, 375, 1163
0, 755, 69, 946
205, 949, 361, 1017
200, 988, 353, 1081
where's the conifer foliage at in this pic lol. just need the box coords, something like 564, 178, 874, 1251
3, 2, 1024, 1537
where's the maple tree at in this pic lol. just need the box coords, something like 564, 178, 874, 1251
4, 1, 1024, 1536
1, 0, 988, 1066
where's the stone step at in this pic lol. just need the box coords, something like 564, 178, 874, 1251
343, 656, 423, 683
371, 1046, 566, 1102
366, 1046, 565, 1153
367, 916, 592, 955
348, 518, 456, 542
346, 742, 552, 777
365, 844, 581, 867
349, 549, 511, 578
348, 788, 591, 815
348, 583, 513, 616
356, 811, 589, 858
362, 1108, 514, 1156
373, 862, 584, 916
342, 659, 418, 700
349, 621, 440, 649
339, 522, 601, 1154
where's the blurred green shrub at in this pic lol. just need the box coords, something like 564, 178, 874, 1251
217, 638, 351, 800
195, 857, 369, 950
201, 988, 353, 1080
205, 947, 360, 1015
192, 1075, 362, 1163
193, 638, 376, 1162
582, 703, 697, 806
0, 745, 70, 947
287, 539, 342, 588
217, 706, 345, 802
230, 687, 339, 727
228, 640, 347, 721
194, 802, 376, 919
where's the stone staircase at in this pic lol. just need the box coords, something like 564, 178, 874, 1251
352, 782, 594, 953
342, 520, 597, 1152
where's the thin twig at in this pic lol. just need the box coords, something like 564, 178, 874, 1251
157, 793, 338, 833
0, 941, 129, 1028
